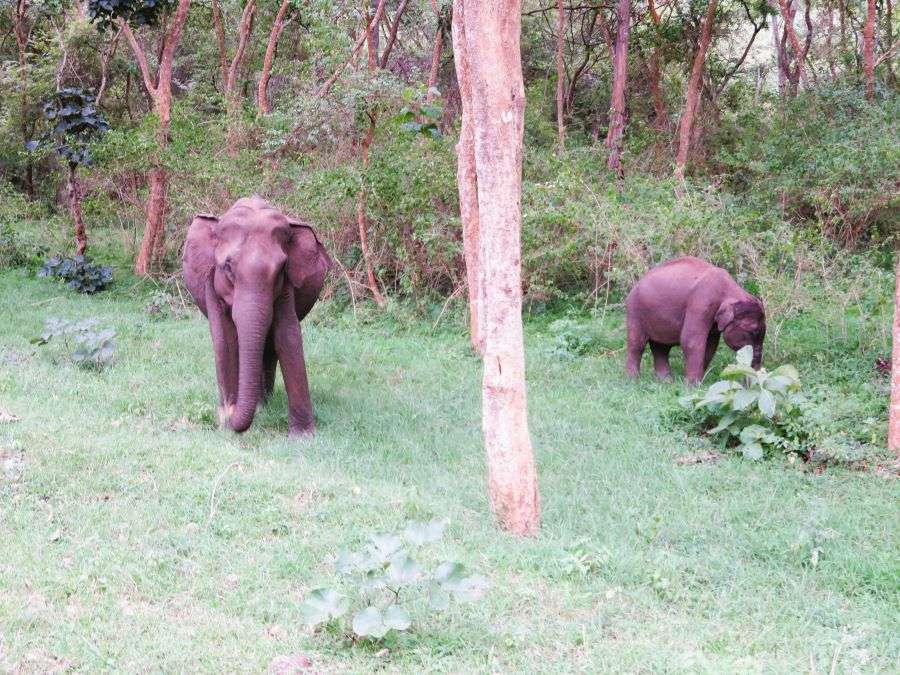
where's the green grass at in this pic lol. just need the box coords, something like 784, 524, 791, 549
0, 269, 897, 673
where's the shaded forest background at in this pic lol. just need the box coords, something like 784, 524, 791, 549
1, 0, 897, 311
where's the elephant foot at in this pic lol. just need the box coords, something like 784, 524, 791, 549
217, 403, 236, 428
655, 371, 673, 382
289, 422, 315, 438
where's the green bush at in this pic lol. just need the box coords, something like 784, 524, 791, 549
38, 255, 112, 293
681, 347, 809, 460
299, 520, 487, 642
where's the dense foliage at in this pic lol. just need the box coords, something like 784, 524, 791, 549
38, 254, 112, 292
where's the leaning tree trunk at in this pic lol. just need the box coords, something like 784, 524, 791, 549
890, 255, 900, 454
777, 0, 806, 91
556, 0, 566, 152
605, 0, 631, 176
452, 0, 541, 536
67, 164, 87, 256
257, 0, 291, 114
863, 0, 876, 100
674, 0, 717, 183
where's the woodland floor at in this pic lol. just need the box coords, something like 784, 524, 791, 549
0, 269, 898, 673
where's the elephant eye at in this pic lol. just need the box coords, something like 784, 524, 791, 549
223, 258, 234, 281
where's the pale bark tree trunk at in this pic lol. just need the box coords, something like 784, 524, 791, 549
777, 0, 806, 90
674, 0, 717, 183
889, 256, 900, 454
772, 15, 787, 96
605, 0, 630, 176
452, 0, 540, 536
225, 0, 257, 152
826, 0, 837, 81
257, 0, 291, 114
863, 0, 875, 100
121, 0, 192, 276
556, 0, 566, 152
67, 164, 87, 256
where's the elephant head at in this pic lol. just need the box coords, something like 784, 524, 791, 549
716, 298, 766, 369
187, 195, 330, 433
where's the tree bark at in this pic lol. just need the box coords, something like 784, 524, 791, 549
451, 0, 483, 354
864, 0, 875, 100
674, 0, 717, 183
379, 0, 410, 68
605, 0, 630, 176
556, 0, 566, 152
777, 0, 806, 90
121, 0, 192, 276
67, 165, 87, 256
425, 1, 444, 102
647, 0, 669, 131
452, 0, 541, 536
257, 0, 292, 114
890, 255, 900, 454
212, 0, 228, 89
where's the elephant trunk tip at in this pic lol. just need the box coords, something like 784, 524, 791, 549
229, 410, 255, 433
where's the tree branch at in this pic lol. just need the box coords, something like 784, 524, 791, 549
119, 20, 157, 97
317, 0, 387, 96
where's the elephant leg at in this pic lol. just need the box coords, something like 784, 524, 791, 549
273, 290, 315, 436
681, 321, 714, 386
703, 331, 721, 373
260, 333, 277, 406
625, 315, 648, 378
205, 281, 238, 425
649, 341, 673, 380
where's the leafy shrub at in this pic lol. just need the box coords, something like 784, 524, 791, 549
547, 318, 602, 358
681, 347, 809, 460
145, 288, 191, 320
38, 255, 112, 293
299, 520, 487, 641
32, 317, 116, 369
0, 224, 44, 269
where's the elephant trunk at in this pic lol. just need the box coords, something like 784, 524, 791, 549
229, 293, 273, 433
752, 342, 763, 369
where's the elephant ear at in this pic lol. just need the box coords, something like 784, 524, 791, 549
714, 302, 736, 332
286, 218, 332, 319
182, 213, 220, 314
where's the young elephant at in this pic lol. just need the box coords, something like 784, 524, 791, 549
625, 256, 765, 385
182, 196, 331, 435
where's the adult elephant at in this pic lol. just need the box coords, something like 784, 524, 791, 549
625, 256, 766, 385
183, 195, 331, 435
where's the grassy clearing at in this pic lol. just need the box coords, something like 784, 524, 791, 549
0, 269, 898, 673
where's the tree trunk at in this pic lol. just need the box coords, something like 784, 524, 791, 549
556, 0, 566, 152
605, 0, 630, 176
647, 0, 669, 130
863, 0, 875, 100
451, 0, 483, 354
889, 255, 900, 454
452, 0, 541, 536
67, 165, 87, 256
357, 18, 385, 306
122, 0, 192, 276
379, 0, 410, 68
425, 3, 444, 101
15, 0, 34, 199
674, 0, 717, 183
212, 0, 228, 89
257, 0, 291, 114
225, 0, 257, 152
777, 0, 806, 90
826, 0, 837, 81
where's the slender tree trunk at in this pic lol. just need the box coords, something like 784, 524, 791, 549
225, 0, 256, 152
67, 165, 87, 256
97, 27, 122, 107
647, 0, 669, 130
772, 16, 787, 96
122, 0, 192, 275
777, 0, 806, 89
887, 0, 895, 86
357, 15, 385, 306
826, 0, 837, 81
15, 0, 34, 199
452, 0, 541, 536
556, 0, 566, 152
451, 0, 483, 354
257, 0, 292, 114
674, 0, 717, 182
864, 0, 876, 100
425, 2, 444, 101
212, 0, 228, 89
890, 256, 900, 454
379, 0, 410, 68
605, 0, 630, 175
